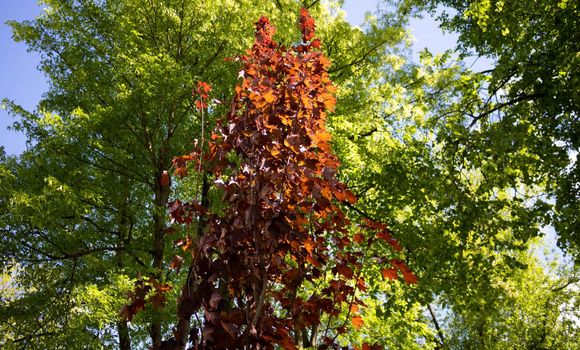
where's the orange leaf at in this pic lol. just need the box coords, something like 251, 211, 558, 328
344, 189, 357, 204
320, 185, 333, 200
263, 91, 276, 103
320, 93, 336, 111
304, 239, 315, 254
270, 147, 281, 158
312, 130, 332, 145
353, 233, 365, 244
401, 267, 418, 284
352, 315, 364, 330
381, 268, 398, 281
350, 304, 359, 314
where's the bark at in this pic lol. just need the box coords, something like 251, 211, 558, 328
117, 321, 131, 350
117, 183, 133, 350
151, 174, 171, 348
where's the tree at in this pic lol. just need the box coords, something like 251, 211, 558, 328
326, 0, 580, 347
440, 247, 580, 350
399, 0, 580, 256
123, 9, 414, 349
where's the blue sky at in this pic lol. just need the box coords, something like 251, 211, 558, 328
1, 0, 47, 155
0, 0, 458, 156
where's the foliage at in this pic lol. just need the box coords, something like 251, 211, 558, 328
1, 1, 412, 348
399, 0, 580, 256
1, 0, 579, 349
442, 248, 580, 349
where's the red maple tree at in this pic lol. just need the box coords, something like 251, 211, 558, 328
123, 9, 415, 350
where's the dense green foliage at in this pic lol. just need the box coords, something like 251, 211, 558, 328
1, 0, 578, 349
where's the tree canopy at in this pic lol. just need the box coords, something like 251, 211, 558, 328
1, 0, 578, 349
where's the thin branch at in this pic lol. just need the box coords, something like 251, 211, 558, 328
428, 304, 445, 347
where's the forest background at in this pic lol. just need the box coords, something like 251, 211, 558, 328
0, 0, 578, 349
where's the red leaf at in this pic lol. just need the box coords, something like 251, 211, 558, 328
197, 81, 212, 94
336, 264, 354, 279
356, 278, 367, 292
377, 231, 402, 251
284, 134, 301, 154
401, 268, 418, 284
161, 170, 170, 187
299, 8, 316, 42
353, 233, 365, 244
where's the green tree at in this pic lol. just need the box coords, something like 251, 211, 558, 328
441, 248, 580, 350
326, 0, 579, 347
400, 0, 580, 256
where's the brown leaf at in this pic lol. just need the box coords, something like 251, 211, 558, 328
284, 134, 301, 154
209, 291, 222, 308
220, 320, 237, 339
169, 255, 184, 273
336, 264, 354, 279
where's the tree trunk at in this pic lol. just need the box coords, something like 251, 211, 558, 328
150, 173, 171, 348
117, 182, 133, 350
118, 321, 131, 350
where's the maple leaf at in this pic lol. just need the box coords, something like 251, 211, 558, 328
353, 233, 365, 244
336, 264, 354, 279
304, 239, 315, 254
197, 81, 212, 94
401, 267, 418, 284
377, 231, 402, 251
284, 134, 301, 154
356, 278, 368, 292
299, 8, 316, 42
